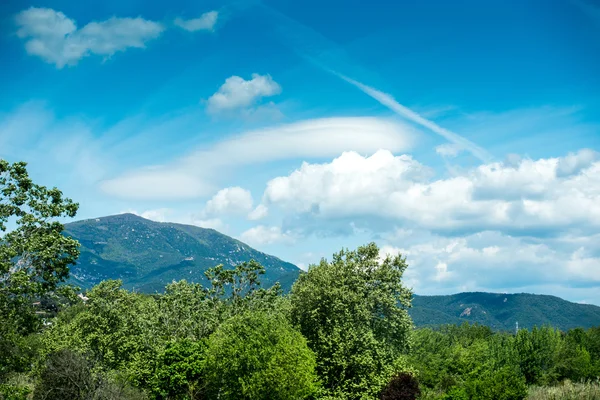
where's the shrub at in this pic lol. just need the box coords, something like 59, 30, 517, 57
203, 311, 319, 400
379, 372, 421, 400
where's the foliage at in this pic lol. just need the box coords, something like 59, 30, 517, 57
203, 310, 319, 400
0, 160, 79, 334
379, 372, 420, 400
290, 242, 413, 399
150, 339, 206, 400
33, 349, 96, 400
464, 366, 527, 400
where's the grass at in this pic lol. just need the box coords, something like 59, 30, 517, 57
528, 380, 600, 400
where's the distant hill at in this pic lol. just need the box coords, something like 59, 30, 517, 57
410, 292, 600, 331
63, 213, 301, 293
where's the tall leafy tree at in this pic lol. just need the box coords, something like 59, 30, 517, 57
0, 160, 79, 329
0, 160, 79, 381
290, 243, 413, 399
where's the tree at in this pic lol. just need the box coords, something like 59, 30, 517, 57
289, 243, 413, 399
0, 159, 79, 333
151, 339, 206, 400
203, 311, 319, 400
33, 349, 95, 400
379, 372, 421, 400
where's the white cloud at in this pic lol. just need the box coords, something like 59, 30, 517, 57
100, 117, 416, 200
204, 187, 253, 216
174, 11, 218, 32
239, 225, 296, 246
248, 204, 268, 220
378, 229, 600, 301
206, 73, 282, 114
14, 7, 164, 68
261, 148, 600, 235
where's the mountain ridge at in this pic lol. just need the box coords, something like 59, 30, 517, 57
410, 291, 600, 331
63, 213, 301, 293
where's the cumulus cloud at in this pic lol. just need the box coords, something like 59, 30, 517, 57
14, 7, 164, 68
239, 225, 296, 246
379, 230, 600, 297
204, 187, 254, 216
100, 117, 416, 200
248, 204, 269, 221
206, 74, 282, 114
261, 148, 600, 235
174, 11, 218, 32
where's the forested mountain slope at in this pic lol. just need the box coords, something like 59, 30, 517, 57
411, 292, 600, 331
64, 213, 300, 292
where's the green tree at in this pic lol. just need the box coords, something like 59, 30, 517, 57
0, 160, 79, 382
0, 160, 79, 327
464, 366, 527, 400
151, 339, 206, 400
42, 280, 161, 385
290, 243, 413, 399
203, 311, 319, 400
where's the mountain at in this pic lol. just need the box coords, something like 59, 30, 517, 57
63, 213, 301, 293
410, 292, 600, 331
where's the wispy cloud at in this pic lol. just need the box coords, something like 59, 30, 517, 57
174, 11, 219, 32
100, 116, 417, 200
14, 7, 164, 68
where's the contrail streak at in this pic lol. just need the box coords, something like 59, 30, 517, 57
254, 1, 493, 162
335, 73, 494, 162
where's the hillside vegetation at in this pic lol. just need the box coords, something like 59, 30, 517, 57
412, 292, 600, 331
63, 213, 300, 293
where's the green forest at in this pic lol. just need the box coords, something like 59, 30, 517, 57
1, 160, 600, 400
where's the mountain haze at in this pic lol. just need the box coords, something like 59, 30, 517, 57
64, 213, 300, 293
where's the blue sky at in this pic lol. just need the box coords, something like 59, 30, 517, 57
1, 0, 599, 304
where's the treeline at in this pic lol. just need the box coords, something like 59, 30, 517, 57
411, 323, 600, 399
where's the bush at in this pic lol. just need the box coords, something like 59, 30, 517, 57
203, 311, 319, 400
379, 372, 421, 400
33, 349, 95, 400
465, 366, 527, 400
